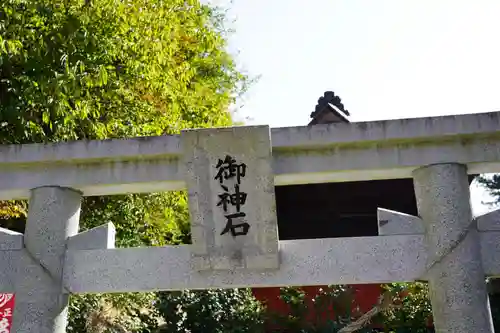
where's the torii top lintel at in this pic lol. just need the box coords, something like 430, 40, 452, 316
0, 111, 500, 200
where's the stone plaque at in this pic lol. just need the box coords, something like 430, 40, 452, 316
182, 126, 279, 271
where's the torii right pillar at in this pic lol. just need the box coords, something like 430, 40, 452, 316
413, 163, 494, 333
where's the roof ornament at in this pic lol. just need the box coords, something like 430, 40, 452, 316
310, 91, 350, 119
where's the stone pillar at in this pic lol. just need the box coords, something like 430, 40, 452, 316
413, 163, 494, 333
13, 186, 82, 333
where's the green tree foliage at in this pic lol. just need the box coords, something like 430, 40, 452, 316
477, 175, 500, 205
0, 0, 253, 331
155, 289, 266, 333
378, 283, 432, 333
271, 286, 365, 333
0, 0, 245, 144
266, 284, 433, 333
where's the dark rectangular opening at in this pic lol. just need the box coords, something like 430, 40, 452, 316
275, 175, 476, 240
274, 178, 418, 240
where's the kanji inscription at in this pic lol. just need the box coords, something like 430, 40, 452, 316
182, 125, 280, 271
215, 155, 250, 237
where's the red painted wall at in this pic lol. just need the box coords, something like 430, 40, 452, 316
253, 285, 434, 330
252, 284, 382, 322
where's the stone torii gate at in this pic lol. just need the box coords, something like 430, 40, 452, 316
1, 112, 500, 333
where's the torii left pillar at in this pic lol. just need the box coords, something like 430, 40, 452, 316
13, 186, 82, 333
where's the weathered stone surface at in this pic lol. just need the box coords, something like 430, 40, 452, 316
413, 163, 494, 333
67, 223, 115, 250
11, 250, 66, 333
477, 208, 500, 231
0, 227, 23, 250
480, 231, 500, 277
182, 126, 279, 270
24, 187, 82, 280
53, 229, 500, 294
377, 208, 424, 236
63, 235, 427, 293
13, 186, 82, 333
2, 112, 500, 199
0, 250, 21, 293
